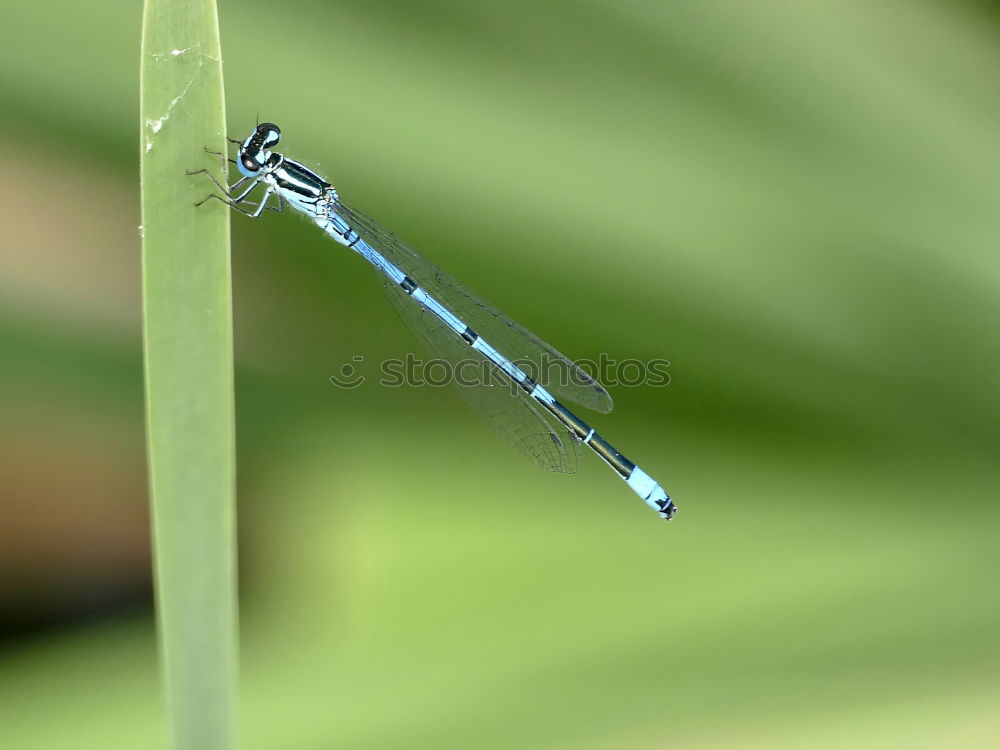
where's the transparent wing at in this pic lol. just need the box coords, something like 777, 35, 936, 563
382, 272, 581, 473
337, 201, 613, 414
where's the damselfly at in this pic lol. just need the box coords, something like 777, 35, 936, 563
189, 124, 675, 520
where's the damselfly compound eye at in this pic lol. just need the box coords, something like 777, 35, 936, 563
241, 154, 260, 173
258, 122, 281, 148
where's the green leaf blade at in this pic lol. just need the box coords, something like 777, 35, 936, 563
140, 2, 237, 749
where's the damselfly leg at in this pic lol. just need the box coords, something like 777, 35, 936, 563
187, 163, 286, 217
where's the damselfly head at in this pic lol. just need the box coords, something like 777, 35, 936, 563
238, 122, 283, 176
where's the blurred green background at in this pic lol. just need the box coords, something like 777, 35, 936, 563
2, 0, 999, 747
